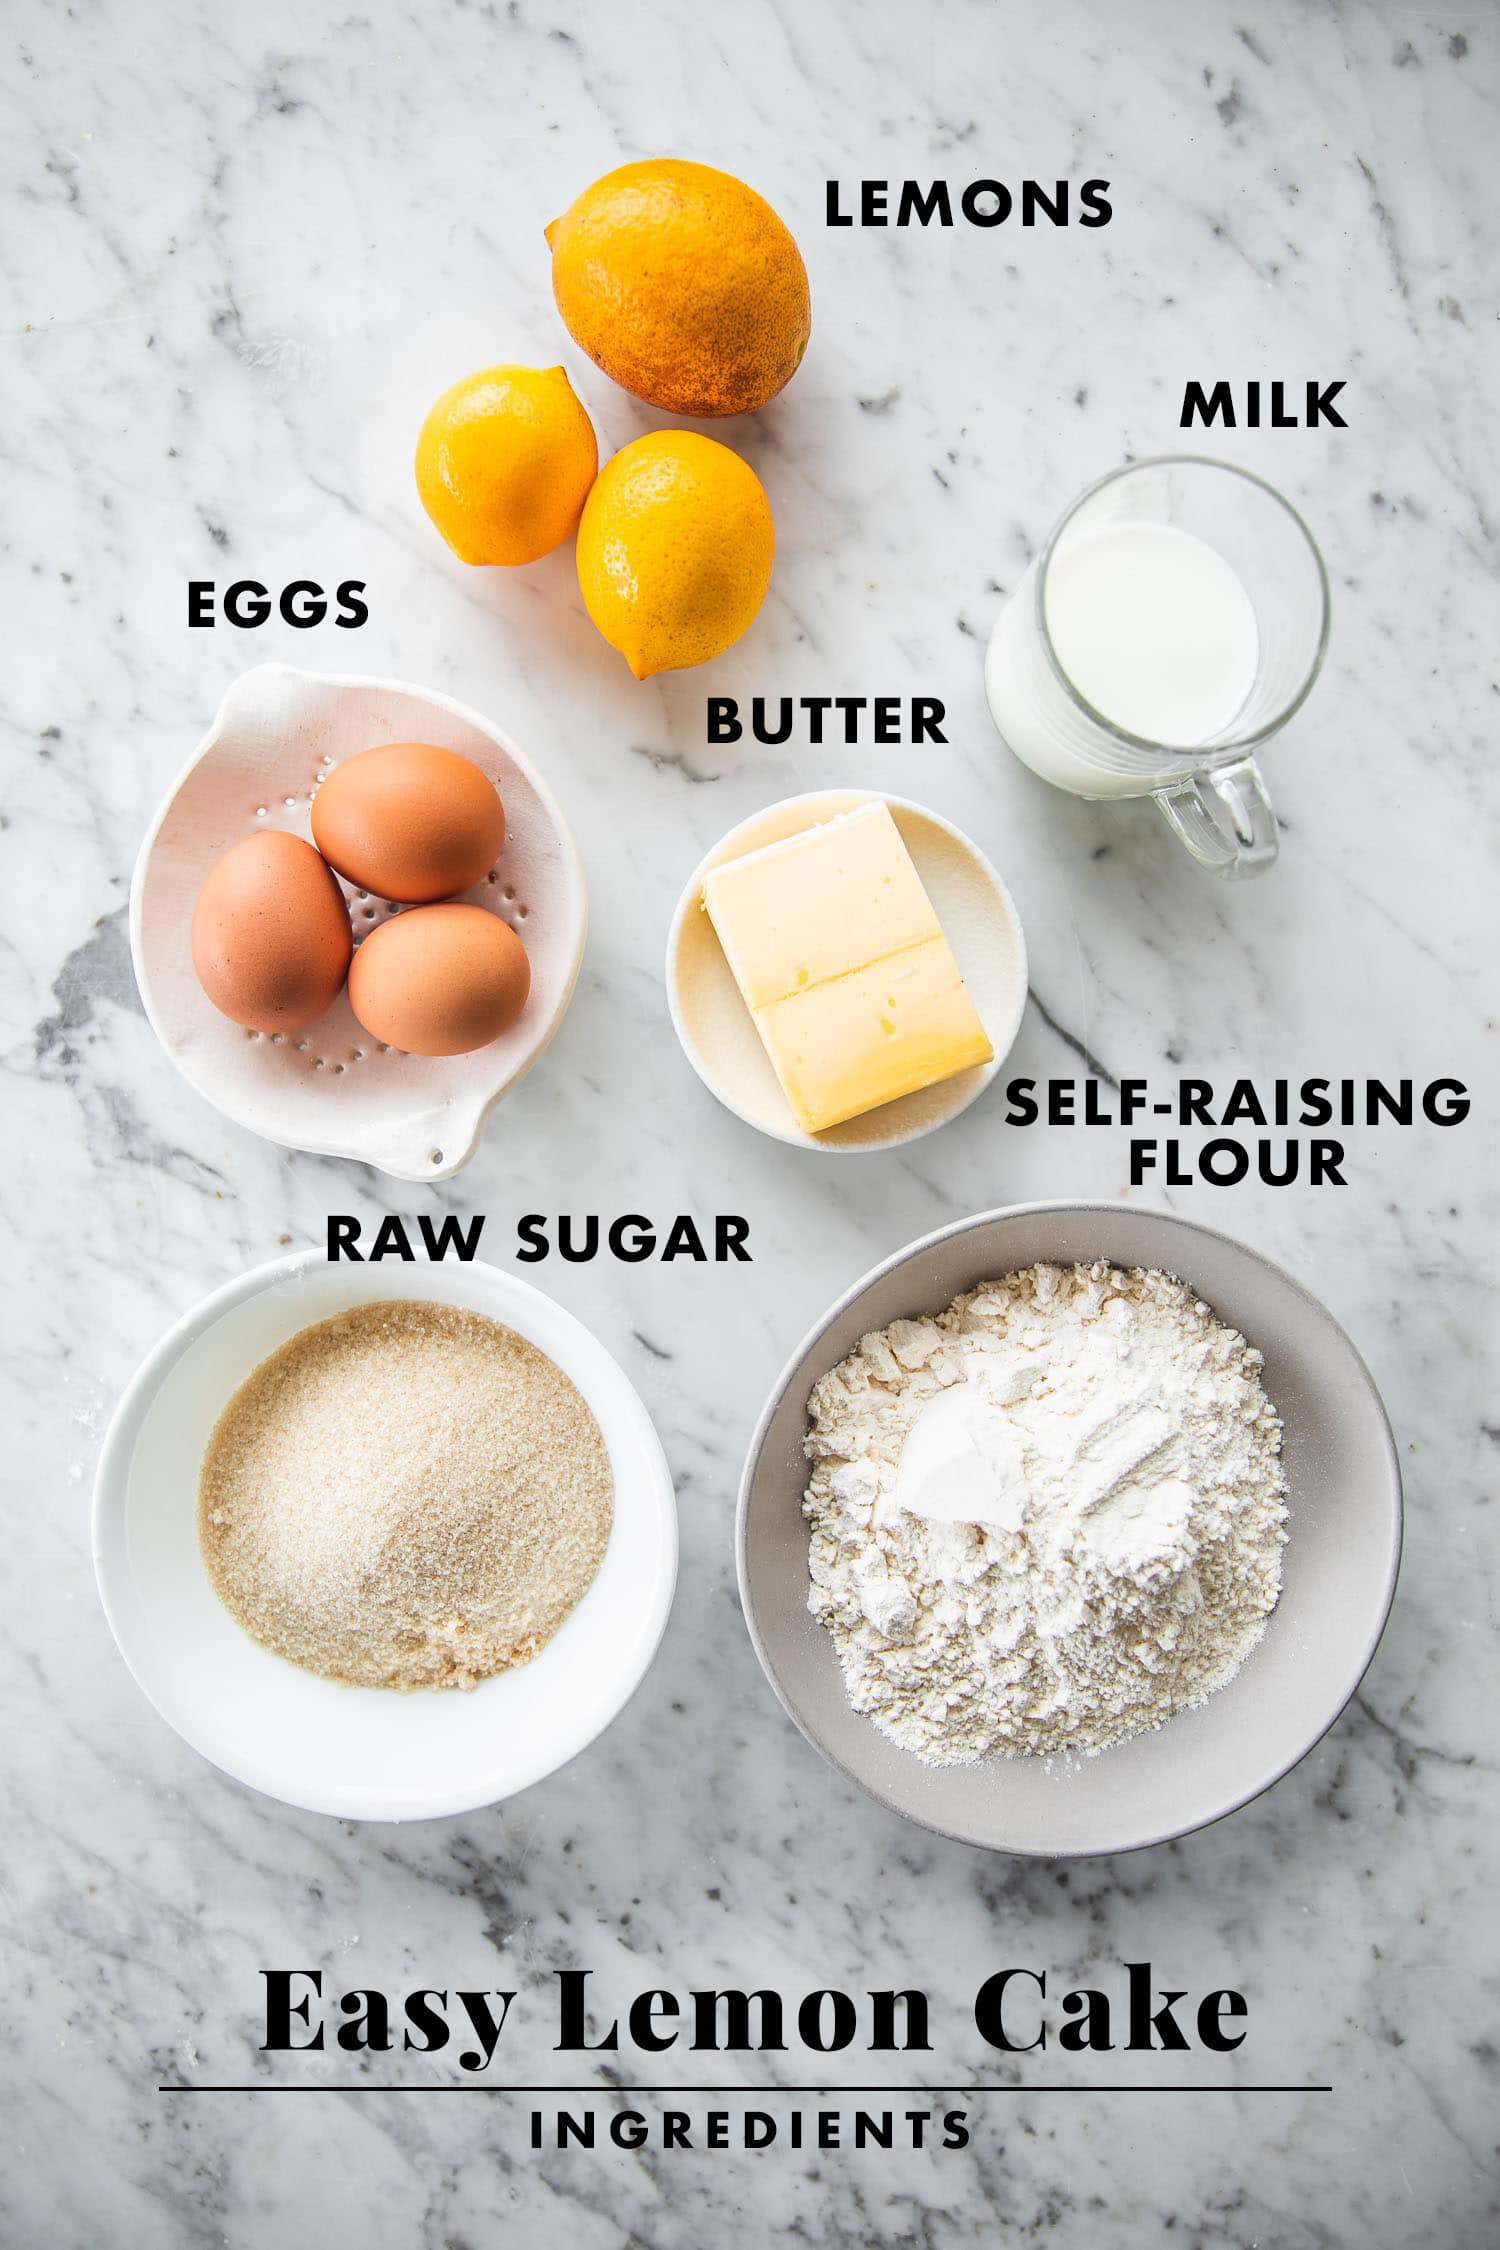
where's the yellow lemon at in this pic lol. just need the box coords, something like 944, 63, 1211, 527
547, 158, 811, 418
415, 363, 598, 566
575, 431, 773, 679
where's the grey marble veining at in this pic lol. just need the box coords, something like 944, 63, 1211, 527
4, 0, 1497, 2243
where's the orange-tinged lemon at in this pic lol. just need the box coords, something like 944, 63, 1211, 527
415, 363, 598, 566
576, 432, 774, 679
546, 159, 811, 418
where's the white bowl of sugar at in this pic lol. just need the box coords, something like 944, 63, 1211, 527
93, 1255, 677, 1820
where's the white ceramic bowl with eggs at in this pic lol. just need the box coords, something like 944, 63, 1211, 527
93, 1254, 677, 1821
131, 665, 587, 1182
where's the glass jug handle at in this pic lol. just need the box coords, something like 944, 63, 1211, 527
1153, 754, 1278, 878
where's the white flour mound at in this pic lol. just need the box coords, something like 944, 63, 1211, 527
803, 1262, 1288, 1764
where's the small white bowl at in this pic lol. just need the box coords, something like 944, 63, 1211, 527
93, 1255, 677, 1821
666, 790, 1027, 1152
131, 665, 588, 1181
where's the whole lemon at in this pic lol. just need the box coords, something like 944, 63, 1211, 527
415, 363, 598, 566
546, 159, 811, 418
576, 431, 774, 679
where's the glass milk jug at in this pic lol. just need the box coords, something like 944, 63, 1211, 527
985, 457, 1330, 877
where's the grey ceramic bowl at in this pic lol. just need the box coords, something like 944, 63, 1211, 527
737, 1202, 1401, 1856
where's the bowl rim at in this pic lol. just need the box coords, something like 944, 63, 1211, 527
664, 786, 1029, 1154
93, 1249, 678, 1821
736, 1199, 1404, 1857
129, 662, 589, 1180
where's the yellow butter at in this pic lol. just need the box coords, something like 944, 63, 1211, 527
700, 802, 993, 1133
699, 801, 939, 1008
755, 936, 993, 1132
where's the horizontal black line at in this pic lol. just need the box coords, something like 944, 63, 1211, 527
157, 2083, 1332, 2096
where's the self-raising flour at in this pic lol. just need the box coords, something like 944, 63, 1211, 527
803, 1263, 1287, 1763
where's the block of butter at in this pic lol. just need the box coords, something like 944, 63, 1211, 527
699, 802, 993, 1134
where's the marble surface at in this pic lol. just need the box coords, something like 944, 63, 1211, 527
5, 0, 1497, 2241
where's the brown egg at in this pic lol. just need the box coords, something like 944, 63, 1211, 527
311, 741, 506, 903
191, 830, 352, 1033
348, 904, 530, 1056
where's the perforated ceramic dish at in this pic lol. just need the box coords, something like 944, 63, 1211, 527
739, 1203, 1402, 1855
93, 1254, 677, 1821
666, 790, 1027, 1152
131, 665, 587, 1180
